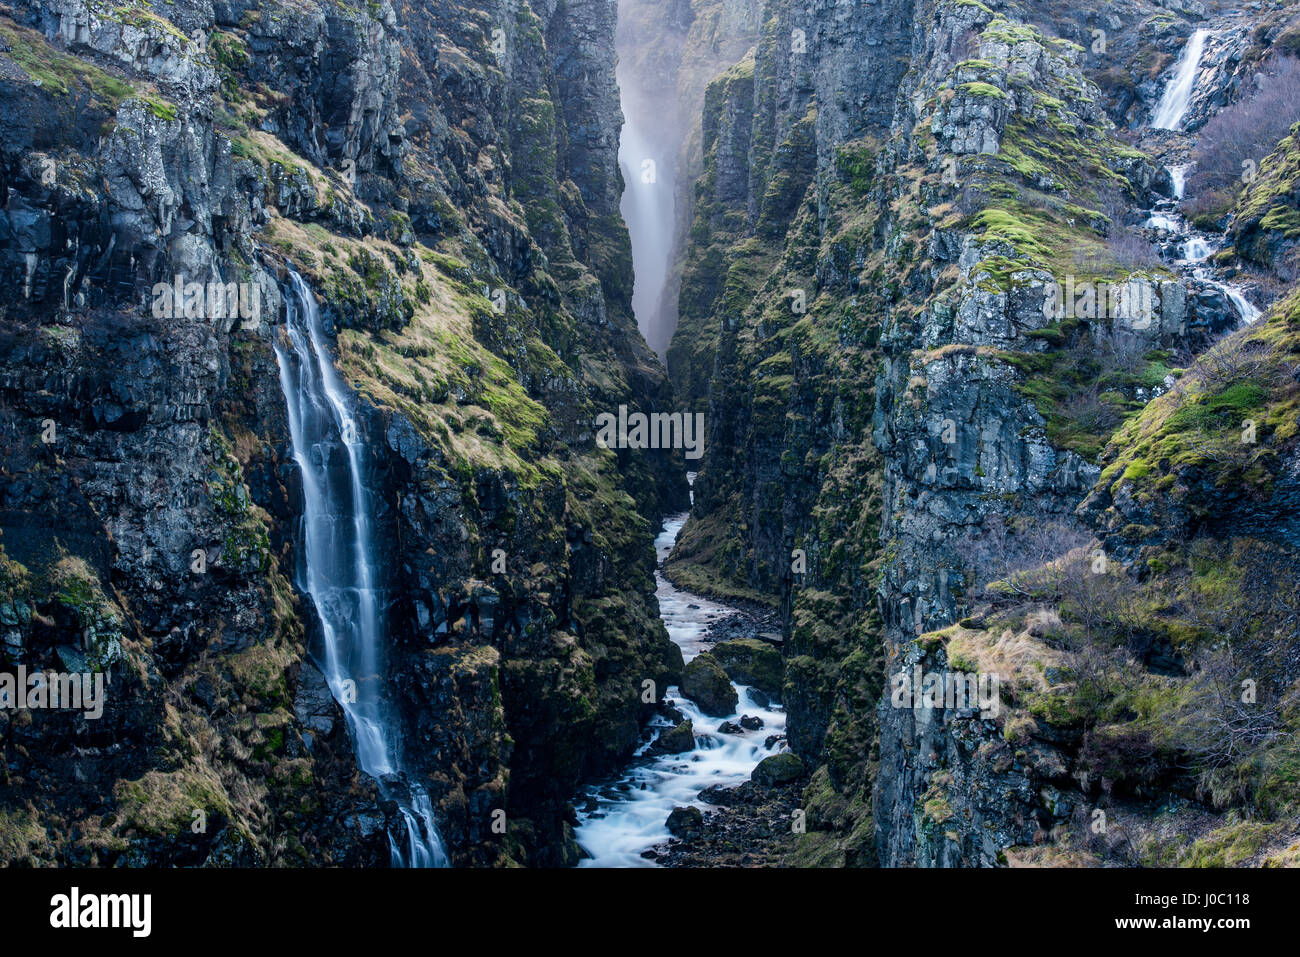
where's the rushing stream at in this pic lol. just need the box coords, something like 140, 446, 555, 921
573, 509, 786, 867
275, 272, 449, 868
1142, 29, 1261, 327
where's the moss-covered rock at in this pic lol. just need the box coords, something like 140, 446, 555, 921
711, 638, 784, 695
680, 653, 738, 716
752, 752, 805, 786
655, 719, 696, 754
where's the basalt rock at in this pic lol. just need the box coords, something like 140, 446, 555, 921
0, 0, 687, 868
680, 652, 738, 716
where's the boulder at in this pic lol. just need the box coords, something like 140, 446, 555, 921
698, 784, 740, 806
751, 752, 805, 787
665, 805, 703, 838
711, 638, 783, 695
681, 653, 738, 716
655, 719, 695, 754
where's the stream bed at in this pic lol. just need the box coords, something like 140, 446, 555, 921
572, 512, 786, 867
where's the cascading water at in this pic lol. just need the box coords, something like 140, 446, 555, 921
1169, 164, 1189, 201
1152, 29, 1209, 131
1139, 48, 1262, 327
274, 270, 449, 868
617, 76, 679, 356
573, 494, 787, 867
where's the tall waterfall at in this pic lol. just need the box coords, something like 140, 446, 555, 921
274, 271, 449, 868
1152, 29, 1210, 131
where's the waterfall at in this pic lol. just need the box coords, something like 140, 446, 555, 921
1192, 267, 1263, 325
618, 81, 678, 355
1168, 164, 1189, 201
274, 270, 449, 868
1152, 29, 1210, 131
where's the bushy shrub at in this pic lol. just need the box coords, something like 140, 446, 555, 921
1187, 57, 1300, 207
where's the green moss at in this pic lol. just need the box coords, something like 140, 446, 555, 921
959, 81, 1007, 100
113, 767, 231, 837
0, 18, 135, 109
1165, 381, 1268, 433
0, 807, 53, 862
1178, 818, 1288, 867
969, 208, 1050, 262
111, 4, 189, 42
835, 141, 877, 196
141, 95, 178, 122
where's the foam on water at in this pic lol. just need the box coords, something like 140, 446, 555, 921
574, 513, 787, 867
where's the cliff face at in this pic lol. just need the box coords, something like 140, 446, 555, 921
0, 0, 685, 867
665, 0, 921, 866
668, 0, 1300, 868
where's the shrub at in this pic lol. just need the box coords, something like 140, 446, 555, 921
1187, 57, 1300, 207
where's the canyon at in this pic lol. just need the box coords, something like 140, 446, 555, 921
0, 0, 1298, 870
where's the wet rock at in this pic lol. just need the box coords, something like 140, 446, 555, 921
711, 638, 783, 695
751, 752, 804, 787
739, 714, 763, 731
665, 805, 704, 838
653, 719, 695, 754
698, 784, 739, 806
717, 720, 743, 734
680, 652, 738, 716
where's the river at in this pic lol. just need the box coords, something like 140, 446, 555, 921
572, 509, 786, 867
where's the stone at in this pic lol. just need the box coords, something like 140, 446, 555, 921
711, 638, 784, 695
751, 752, 805, 787
680, 653, 738, 716
665, 805, 703, 838
654, 719, 695, 754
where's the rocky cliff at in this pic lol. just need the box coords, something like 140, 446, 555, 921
667, 0, 1300, 867
0, 0, 688, 867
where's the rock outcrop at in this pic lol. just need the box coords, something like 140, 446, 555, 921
665, 0, 1300, 868
0, 0, 687, 867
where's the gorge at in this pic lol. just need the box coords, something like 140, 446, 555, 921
0, 0, 1298, 872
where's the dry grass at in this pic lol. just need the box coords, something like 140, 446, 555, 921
944, 622, 1065, 695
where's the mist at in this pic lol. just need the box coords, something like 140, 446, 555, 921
615, 0, 691, 357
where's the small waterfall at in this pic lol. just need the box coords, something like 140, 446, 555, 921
274, 270, 449, 868
1168, 164, 1189, 200
1152, 29, 1210, 131
1141, 159, 1261, 328
1193, 267, 1263, 325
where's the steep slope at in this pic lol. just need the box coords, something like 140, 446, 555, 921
665, 0, 1297, 867
0, 0, 686, 867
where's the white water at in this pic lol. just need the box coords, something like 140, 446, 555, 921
1182, 236, 1212, 262
1194, 267, 1263, 324
573, 512, 787, 867
1152, 29, 1209, 131
1139, 162, 1261, 327
275, 271, 449, 868
1169, 163, 1189, 200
